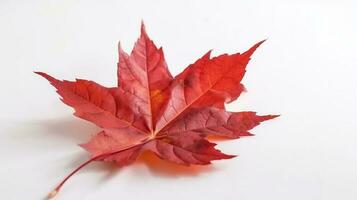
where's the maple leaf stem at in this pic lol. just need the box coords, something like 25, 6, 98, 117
48, 139, 152, 199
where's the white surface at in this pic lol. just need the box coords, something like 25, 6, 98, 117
1, 0, 356, 199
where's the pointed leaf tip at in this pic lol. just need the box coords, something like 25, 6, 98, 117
205, 49, 213, 59
34, 71, 58, 83
242, 39, 266, 58
118, 41, 125, 54
118, 41, 122, 50
259, 114, 280, 122
269, 114, 280, 119
140, 21, 148, 37
34, 71, 43, 75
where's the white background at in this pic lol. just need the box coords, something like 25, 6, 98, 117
1, 0, 356, 199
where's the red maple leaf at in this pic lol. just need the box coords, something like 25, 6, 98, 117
36, 23, 278, 199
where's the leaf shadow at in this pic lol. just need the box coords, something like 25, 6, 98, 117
31, 117, 100, 143
134, 151, 216, 177
11, 117, 219, 189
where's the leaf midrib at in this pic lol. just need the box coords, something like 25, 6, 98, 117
154, 56, 245, 136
